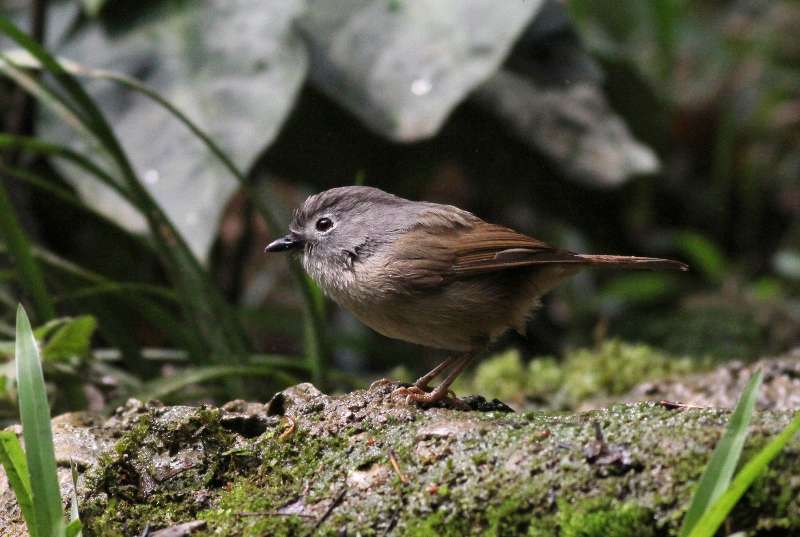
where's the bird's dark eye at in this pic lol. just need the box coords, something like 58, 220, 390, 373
315, 217, 333, 232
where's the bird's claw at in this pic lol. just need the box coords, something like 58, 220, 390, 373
391, 385, 428, 405
391, 385, 470, 410
369, 378, 396, 391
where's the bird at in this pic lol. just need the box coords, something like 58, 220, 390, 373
265, 186, 687, 405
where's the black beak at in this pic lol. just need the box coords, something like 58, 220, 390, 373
265, 233, 305, 253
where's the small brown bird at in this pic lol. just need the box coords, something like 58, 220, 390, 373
266, 186, 687, 405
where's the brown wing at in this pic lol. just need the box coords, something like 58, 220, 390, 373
449, 221, 583, 276
387, 218, 582, 291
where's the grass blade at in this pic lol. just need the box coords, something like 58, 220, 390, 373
134, 364, 300, 402
679, 369, 763, 536
687, 411, 800, 537
72, 59, 331, 385
0, 431, 36, 536
0, 134, 133, 203
15, 305, 64, 537
0, 242, 196, 359
68, 460, 81, 537
65, 519, 83, 537
0, 19, 252, 368
0, 161, 142, 242
0, 56, 90, 136
0, 176, 55, 322
2, 49, 330, 387
674, 231, 727, 284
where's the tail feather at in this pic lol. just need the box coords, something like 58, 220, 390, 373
575, 254, 688, 272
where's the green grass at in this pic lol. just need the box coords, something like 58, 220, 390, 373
0, 305, 81, 537
0, 16, 249, 365
678, 370, 762, 536
679, 369, 800, 537
0, 169, 54, 324
687, 411, 800, 537
0, 15, 327, 397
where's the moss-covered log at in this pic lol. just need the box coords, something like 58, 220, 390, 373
3, 377, 799, 537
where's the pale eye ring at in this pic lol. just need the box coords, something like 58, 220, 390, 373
315, 217, 334, 232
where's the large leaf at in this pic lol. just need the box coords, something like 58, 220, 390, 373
297, 0, 544, 141
0, 18, 252, 365
38, 0, 308, 260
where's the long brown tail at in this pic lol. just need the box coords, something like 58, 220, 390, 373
575, 254, 688, 271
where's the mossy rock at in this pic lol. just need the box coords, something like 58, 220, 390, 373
3, 379, 796, 537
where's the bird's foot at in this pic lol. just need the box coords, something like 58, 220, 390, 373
391, 385, 469, 410
391, 385, 427, 402
368, 378, 398, 391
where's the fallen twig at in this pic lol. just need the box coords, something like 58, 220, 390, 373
308, 487, 346, 535
235, 511, 315, 518
279, 415, 296, 441
658, 400, 704, 410
388, 449, 409, 484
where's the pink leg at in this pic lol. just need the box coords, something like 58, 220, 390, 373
370, 355, 458, 392
413, 355, 459, 390
393, 353, 474, 405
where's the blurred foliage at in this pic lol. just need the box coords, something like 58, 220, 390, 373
454, 340, 704, 410
0, 315, 96, 415
0, 0, 798, 422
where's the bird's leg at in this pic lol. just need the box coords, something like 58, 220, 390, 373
413, 355, 459, 391
393, 353, 474, 405
370, 355, 458, 392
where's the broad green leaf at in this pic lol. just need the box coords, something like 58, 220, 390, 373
0, 431, 36, 536
34, 318, 72, 341
41, 316, 97, 363
687, 411, 800, 537
15, 305, 65, 537
679, 370, 763, 536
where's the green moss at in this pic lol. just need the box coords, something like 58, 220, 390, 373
404, 511, 472, 536
113, 414, 151, 455
461, 349, 531, 402
483, 496, 535, 537
200, 478, 306, 537
81, 405, 246, 536
556, 340, 697, 404
83, 496, 197, 537
459, 340, 700, 409
196, 429, 350, 536
557, 500, 655, 537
